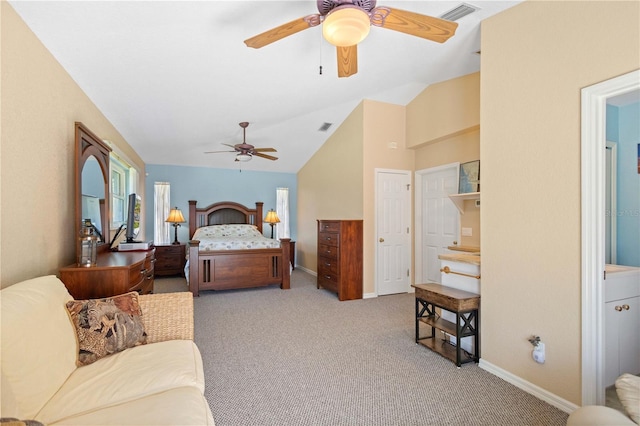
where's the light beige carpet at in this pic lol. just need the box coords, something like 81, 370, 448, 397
156, 271, 569, 425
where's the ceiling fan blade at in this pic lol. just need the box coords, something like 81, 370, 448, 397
377, 7, 458, 43
244, 17, 314, 49
336, 45, 358, 78
222, 143, 237, 149
253, 152, 278, 161
204, 150, 235, 154
253, 147, 277, 153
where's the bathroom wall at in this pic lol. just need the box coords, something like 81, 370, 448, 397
606, 101, 640, 267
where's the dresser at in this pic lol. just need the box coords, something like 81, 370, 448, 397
155, 244, 186, 276
317, 220, 363, 301
59, 248, 155, 299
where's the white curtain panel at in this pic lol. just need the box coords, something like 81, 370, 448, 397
276, 187, 290, 239
154, 182, 171, 245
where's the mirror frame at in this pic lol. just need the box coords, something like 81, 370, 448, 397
75, 122, 111, 254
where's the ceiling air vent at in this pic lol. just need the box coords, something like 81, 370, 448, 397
318, 122, 333, 132
439, 3, 478, 21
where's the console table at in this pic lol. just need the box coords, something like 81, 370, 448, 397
412, 283, 480, 366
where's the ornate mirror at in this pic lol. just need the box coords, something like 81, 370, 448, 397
75, 122, 111, 253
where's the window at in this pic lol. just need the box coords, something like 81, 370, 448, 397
154, 182, 171, 245
110, 154, 137, 229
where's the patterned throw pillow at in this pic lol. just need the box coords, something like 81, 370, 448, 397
66, 292, 147, 366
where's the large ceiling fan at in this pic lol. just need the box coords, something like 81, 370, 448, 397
244, 0, 459, 78
205, 122, 278, 162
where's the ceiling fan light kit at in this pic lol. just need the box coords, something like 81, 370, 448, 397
236, 153, 252, 162
243, 0, 458, 78
322, 6, 371, 47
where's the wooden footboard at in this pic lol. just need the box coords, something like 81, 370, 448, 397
187, 238, 290, 296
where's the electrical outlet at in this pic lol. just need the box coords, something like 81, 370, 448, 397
461, 227, 473, 237
532, 342, 545, 364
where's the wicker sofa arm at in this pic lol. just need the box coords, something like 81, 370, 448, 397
138, 292, 194, 343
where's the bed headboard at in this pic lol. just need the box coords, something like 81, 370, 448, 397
188, 200, 264, 239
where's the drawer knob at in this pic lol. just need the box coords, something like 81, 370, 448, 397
325, 275, 331, 279
615, 305, 623, 312
325, 262, 331, 266
623, 304, 630, 310
379, 237, 384, 243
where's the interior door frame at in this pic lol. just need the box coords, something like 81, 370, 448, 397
581, 69, 639, 406
414, 163, 460, 285
374, 168, 412, 296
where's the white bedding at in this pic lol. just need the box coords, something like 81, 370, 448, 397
185, 224, 283, 283
191, 224, 280, 251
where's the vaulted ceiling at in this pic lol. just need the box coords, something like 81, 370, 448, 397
10, 0, 522, 173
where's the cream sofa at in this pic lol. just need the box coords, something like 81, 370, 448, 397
566, 374, 639, 426
1, 275, 214, 425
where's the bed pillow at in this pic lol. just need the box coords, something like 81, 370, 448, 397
194, 224, 262, 239
65, 292, 147, 366
616, 373, 640, 424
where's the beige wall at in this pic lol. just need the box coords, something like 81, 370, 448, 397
297, 103, 364, 274
481, 0, 639, 405
362, 100, 413, 294
407, 72, 479, 147
297, 99, 414, 294
1, 3, 145, 287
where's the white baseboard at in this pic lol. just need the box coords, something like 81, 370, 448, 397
479, 359, 579, 414
296, 266, 315, 276
363, 292, 377, 299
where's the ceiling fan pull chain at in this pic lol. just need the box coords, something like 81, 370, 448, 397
319, 28, 323, 75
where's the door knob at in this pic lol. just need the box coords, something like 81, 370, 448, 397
379, 238, 384, 243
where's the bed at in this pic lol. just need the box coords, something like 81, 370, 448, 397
186, 200, 290, 296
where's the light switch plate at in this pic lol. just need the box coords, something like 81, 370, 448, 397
462, 227, 473, 237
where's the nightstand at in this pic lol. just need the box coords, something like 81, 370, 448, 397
155, 244, 186, 276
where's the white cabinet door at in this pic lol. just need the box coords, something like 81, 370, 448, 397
604, 296, 640, 387
619, 296, 640, 377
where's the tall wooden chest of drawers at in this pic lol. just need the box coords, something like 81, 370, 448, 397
317, 219, 363, 301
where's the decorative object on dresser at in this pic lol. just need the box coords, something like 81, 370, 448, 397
165, 206, 186, 244
317, 219, 363, 301
155, 244, 186, 276
264, 208, 280, 238
187, 200, 290, 296
59, 249, 155, 300
77, 218, 99, 267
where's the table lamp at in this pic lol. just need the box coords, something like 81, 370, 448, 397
264, 209, 280, 239
165, 207, 186, 245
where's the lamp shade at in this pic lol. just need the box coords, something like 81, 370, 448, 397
165, 207, 185, 224
264, 209, 280, 224
322, 5, 371, 47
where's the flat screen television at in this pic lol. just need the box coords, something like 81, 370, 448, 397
125, 193, 142, 243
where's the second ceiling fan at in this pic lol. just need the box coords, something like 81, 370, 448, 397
244, 0, 459, 78
205, 122, 278, 162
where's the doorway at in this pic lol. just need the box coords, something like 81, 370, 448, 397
375, 169, 411, 295
581, 69, 640, 405
415, 164, 460, 285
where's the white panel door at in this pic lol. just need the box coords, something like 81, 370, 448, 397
376, 170, 411, 295
420, 166, 459, 284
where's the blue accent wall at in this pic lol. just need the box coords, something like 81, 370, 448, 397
606, 104, 619, 142
615, 102, 640, 266
144, 164, 297, 244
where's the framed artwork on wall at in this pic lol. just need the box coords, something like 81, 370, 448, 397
459, 160, 480, 193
